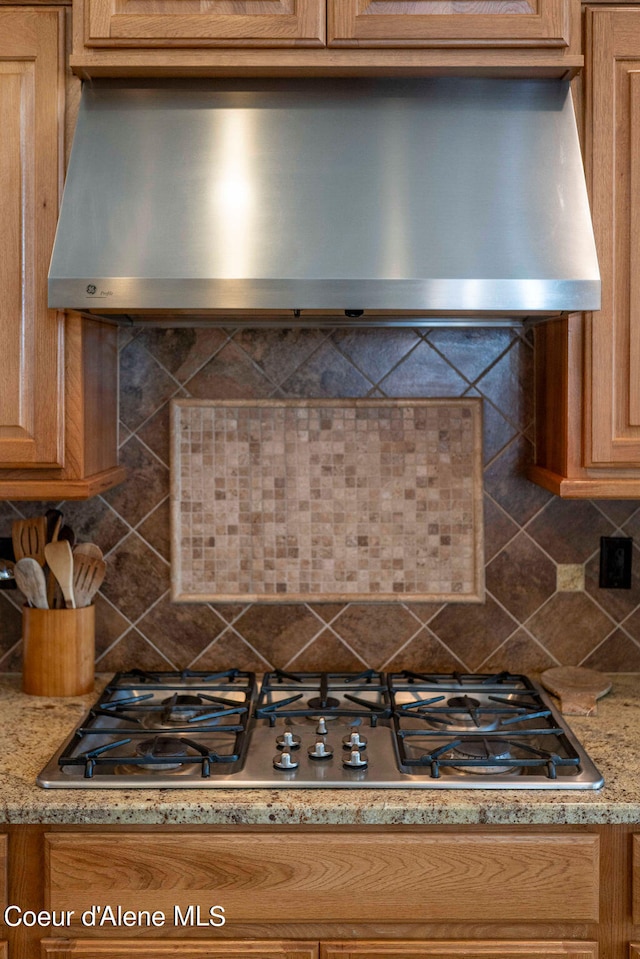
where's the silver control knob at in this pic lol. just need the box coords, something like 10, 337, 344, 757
273, 751, 299, 770
315, 717, 328, 736
276, 730, 301, 750
343, 749, 368, 769
308, 740, 333, 760
342, 731, 368, 750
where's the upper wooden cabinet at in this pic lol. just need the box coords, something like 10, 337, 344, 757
530, 6, 640, 498
0, 8, 124, 500
70, 0, 580, 76
0, 9, 65, 471
79, 0, 326, 49
328, 0, 571, 49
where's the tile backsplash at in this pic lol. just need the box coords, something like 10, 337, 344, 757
172, 398, 484, 603
2, 325, 640, 674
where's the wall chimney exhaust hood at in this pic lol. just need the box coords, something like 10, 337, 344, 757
48, 77, 600, 325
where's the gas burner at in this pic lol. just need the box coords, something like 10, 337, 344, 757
255, 670, 392, 725
445, 738, 521, 776
135, 736, 189, 770
307, 695, 340, 711
161, 694, 205, 723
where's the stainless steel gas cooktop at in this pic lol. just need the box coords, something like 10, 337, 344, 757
37, 669, 604, 790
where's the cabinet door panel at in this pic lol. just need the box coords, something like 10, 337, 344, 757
0, 835, 6, 912
586, 8, 640, 465
328, 0, 570, 48
41, 942, 318, 959
45, 832, 600, 923
322, 943, 598, 959
0, 10, 64, 469
83, 0, 325, 47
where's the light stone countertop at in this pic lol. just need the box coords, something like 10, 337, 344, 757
1, 672, 639, 826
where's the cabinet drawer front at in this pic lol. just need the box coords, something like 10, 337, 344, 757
45, 832, 599, 924
41, 941, 317, 959
322, 942, 599, 959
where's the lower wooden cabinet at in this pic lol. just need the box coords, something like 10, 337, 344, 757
3, 824, 632, 959
41, 941, 318, 959
44, 832, 600, 923
322, 943, 598, 959
38, 941, 598, 959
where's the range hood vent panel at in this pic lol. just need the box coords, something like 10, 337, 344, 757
48, 77, 600, 319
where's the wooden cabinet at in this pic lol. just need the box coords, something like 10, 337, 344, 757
42, 942, 319, 959
328, 0, 571, 50
69, 0, 580, 77
77, 0, 325, 50
322, 943, 599, 959
0, 8, 66, 473
0, 7, 124, 501
530, 6, 640, 498
44, 832, 600, 923
1, 824, 624, 959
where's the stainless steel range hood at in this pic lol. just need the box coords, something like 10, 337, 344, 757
48, 77, 600, 323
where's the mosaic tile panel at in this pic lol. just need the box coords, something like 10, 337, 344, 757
171, 398, 484, 603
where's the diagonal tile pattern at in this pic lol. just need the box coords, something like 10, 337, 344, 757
2, 325, 640, 674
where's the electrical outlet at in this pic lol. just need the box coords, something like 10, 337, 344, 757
599, 536, 633, 589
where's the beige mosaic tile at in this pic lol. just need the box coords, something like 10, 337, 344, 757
171, 399, 484, 603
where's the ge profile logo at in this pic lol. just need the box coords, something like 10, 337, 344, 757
86, 284, 97, 295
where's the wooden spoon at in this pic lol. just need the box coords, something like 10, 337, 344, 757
44, 540, 76, 609
12, 517, 48, 566
73, 554, 106, 608
14, 558, 49, 609
73, 542, 104, 561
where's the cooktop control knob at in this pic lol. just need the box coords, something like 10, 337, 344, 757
342, 731, 367, 750
276, 730, 301, 750
308, 740, 333, 760
273, 751, 299, 770
343, 749, 368, 769
315, 717, 328, 735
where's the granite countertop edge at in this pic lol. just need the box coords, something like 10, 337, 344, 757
2, 672, 639, 827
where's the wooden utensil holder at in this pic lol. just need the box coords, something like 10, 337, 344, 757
22, 605, 95, 697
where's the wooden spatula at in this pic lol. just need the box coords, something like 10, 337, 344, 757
44, 540, 76, 609
73, 554, 106, 608
14, 557, 49, 609
12, 517, 48, 566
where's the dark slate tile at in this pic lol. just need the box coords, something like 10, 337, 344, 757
383, 626, 467, 673
428, 596, 518, 671
426, 328, 516, 384
136, 593, 227, 669
475, 337, 534, 432
583, 629, 640, 671
233, 328, 329, 386
480, 628, 558, 674
96, 628, 173, 671
526, 592, 614, 666
486, 532, 556, 623
232, 604, 324, 667
378, 340, 468, 397
483, 435, 553, 527
286, 630, 367, 671
100, 532, 171, 623
330, 328, 422, 385
183, 340, 274, 399
527, 498, 614, 565
119, 337, 179, 432
136, 328, 229, 382
58, 498, 129, 556
102, 436, 169, 529
279, 341, 372, 397
330, 603, 421, 669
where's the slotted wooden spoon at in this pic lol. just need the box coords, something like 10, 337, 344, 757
44, 540, 76, 609
73, 553, 106, 608
12, 516, 48, 566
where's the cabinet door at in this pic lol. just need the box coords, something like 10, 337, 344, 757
80, 0, 325, 48
41, 942, 318, 959
0, 9, 65, 469
322, 944, 598, 959
585, 8, 640, 466
328, 0, 570, 48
